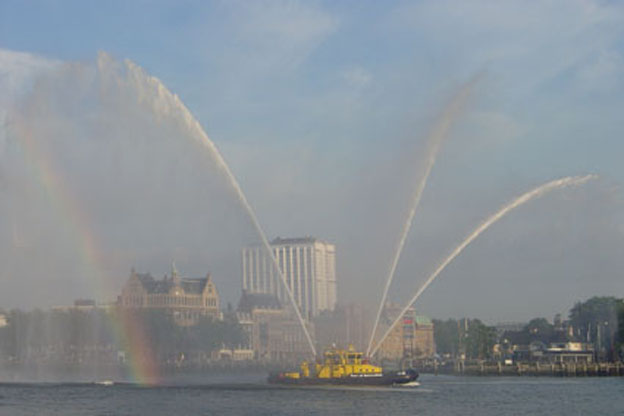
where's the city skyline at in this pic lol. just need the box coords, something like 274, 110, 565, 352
1, 1, 623, 324
2, 3, 624, 414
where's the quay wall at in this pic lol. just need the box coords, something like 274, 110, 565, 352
422, 361, 624, 377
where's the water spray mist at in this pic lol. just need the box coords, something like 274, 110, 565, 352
370, 174, 597, 357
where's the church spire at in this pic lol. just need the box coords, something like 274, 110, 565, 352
171, 261, 180, 285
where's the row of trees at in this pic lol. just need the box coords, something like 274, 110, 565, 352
432, 297, 624, 362
117, 309, 246, 364
569, 297, 622, 347
0, 308, 245, 366
432, 318, 497, 360
620, 305, 624, 351
555, 296, 623, 361
502, 317, 562, 346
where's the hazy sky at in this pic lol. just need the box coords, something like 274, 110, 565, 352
1, 0, 623, 323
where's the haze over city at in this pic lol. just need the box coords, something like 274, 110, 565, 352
1, 0, 624, 326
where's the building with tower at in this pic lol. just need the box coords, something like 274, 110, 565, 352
118, 264, 220, 326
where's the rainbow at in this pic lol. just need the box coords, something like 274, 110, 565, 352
12, 110, 160, 385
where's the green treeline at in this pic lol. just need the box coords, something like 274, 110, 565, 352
432, 318, 497, 360
620, 305, 624, 347
433, 296, 624, 361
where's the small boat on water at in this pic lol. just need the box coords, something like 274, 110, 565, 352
268, 345, 418, 386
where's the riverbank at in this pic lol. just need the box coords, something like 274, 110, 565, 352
422, 361, 624, 377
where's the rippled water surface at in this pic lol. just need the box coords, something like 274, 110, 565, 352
0, 374, 622, 416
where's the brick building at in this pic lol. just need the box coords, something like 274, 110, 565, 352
377, 304, 435, 360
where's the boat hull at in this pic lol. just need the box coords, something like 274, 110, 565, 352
268, 369, 418, 386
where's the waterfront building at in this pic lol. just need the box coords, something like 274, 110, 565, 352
118, 264, 220, 326
512, 341, 594, 364
376, 303, 435, 360
52, 299, 100, 313
242, 237, 337, 318
236, 291, 314, 362
216, 347, 254, 361
313, 303, 373, 352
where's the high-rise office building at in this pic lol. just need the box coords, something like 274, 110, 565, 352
242, 237, 336, 318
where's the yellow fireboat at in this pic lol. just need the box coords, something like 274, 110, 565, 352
268, 345, 418, 386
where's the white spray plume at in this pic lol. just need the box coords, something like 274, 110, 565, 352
366, 74, 481, 356
97, 52, 317, 356
370, 174, 598, 357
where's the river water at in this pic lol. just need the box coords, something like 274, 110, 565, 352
0, 374, 622, 416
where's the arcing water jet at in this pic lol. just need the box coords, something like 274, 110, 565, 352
98, 53, 317, 356
369, 174, 597, 357
366, 75, 481, 357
